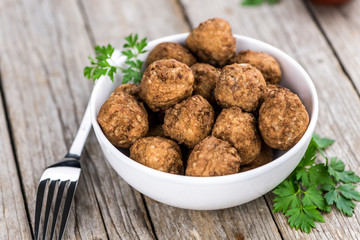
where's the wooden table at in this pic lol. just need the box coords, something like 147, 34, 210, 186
1, 0, 360, 239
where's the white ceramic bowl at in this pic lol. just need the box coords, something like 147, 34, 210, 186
90, 33, 318, 210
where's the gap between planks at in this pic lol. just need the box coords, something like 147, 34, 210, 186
302, 0, 360, 99
75, 0, 158, 239
0, 68, 34, 238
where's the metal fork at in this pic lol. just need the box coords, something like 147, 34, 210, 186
34, 102, 92, 240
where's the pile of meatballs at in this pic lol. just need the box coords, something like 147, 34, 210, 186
97, 18, 309, 177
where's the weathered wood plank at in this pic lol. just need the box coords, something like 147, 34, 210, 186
0, 0, 107, 238
179, 0, 360, 238
307, 0, 360, 94
82, 0, 283, 239
79, 0, 190, 48
83, 133, 155, 239
146, 197, 281, 240
0, 0, 154, 239
0, 90, 32, 239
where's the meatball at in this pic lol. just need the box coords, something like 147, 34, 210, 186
230, 50, 282, 85
163, 95, 214, 148
130, 137, 183, 174
259, 87, 309, 150
266, 84, 282, 94
186, 18, 236, 66
145, 42, 196, 67
140, 59, 194, 111
112, 83, 141, 99
98, 91, 148, 148
185, 136, 241, 177
190, 63, 220, 103
212, 107, 261, 164
214, 63, 266, 112
240, 142, 273, 172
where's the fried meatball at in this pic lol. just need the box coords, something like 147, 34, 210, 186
130, 137, 183, 174
163, 95, 214, 148
185, 136, 241, 177
190, 63, 220, 103
250, 84, 283, 119
98, 91, 148, 148
112, 83, 141, 99
230, 50, 282, 85
240, 142, 273, 172
186, 18, 236, 66
214, 63, 266, 112
140, 59, 194, 111
212, 107, 261, 164
266, 84, 282, 94
259, 87, 309, 150
145, 42, 196, 67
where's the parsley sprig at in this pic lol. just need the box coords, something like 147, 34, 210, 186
241, 0, 279, 6
273, 134, 360, 233
84, 34, 147, 83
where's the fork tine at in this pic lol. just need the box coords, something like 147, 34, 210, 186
49, 181, 67, 240
34, 179, 48, 240
58, 181, 78, 240
42, 180, 58, 240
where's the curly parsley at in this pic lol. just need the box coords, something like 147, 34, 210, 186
84, 34, 147, 83
273, 134, 360, 233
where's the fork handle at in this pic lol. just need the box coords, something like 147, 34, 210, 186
68, 101, 92, 157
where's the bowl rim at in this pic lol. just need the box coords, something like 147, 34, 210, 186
90, 33, 319, 185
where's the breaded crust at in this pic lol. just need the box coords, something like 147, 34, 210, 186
97, 91, 148, 148
185, 136, 241, 177
186, 18, 236, 66
145, 42, 196, 67
214, 63, 266, 112
212, 107, 261, 164
259, 87, 309, 150
112, 83, 141, 99
240, 142, 273, 172
140, 59, 194, 111
190, 63, 220, 103
163, 95, 214, 148
130, 137, 183, 174
230, 50, 282, 85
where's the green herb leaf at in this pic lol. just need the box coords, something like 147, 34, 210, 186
328, 157, 345, 173
338, 184, 360, 201
312, 134, 335, 150
285, 205, 324, 234
83, 44, 116, 82
241, 0, 264, 6
308, 164, 333, 186
302, 185, 330, 212
272, 133, 360, 233
273, 181, 301, 213
324, 187, 356, 217
241, 0, 279, 6
84, 33, 147, 83
338, 171, 360, 183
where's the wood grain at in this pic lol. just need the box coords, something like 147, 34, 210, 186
1, 0, 360, 239
0, 90, 32, 239
81, 0, 282, 239
79, 0, 190, 48
0, 0, 154, 239
146, 197, 281, 240
307, 0, 360, 94
179, 0, 360, 238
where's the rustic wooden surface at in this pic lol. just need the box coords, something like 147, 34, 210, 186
0, 0, 359, 239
